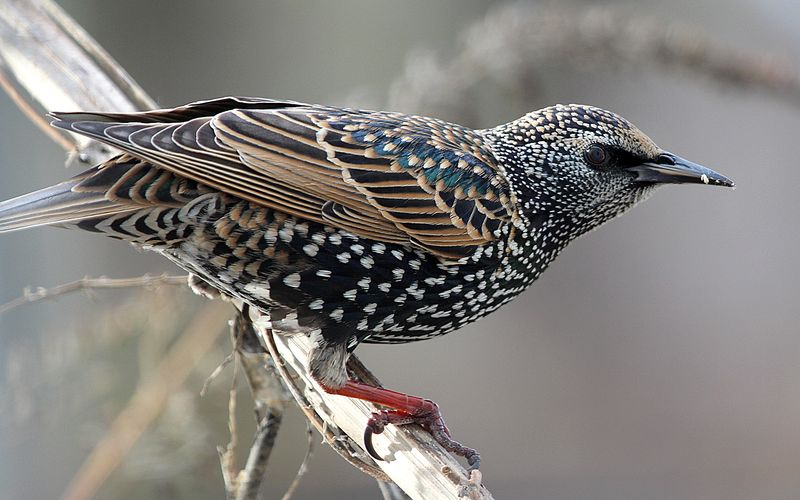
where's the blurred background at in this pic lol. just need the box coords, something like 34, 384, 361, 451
1, 1, 799, 499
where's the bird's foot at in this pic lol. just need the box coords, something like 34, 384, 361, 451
320, 379, 481, 469
364, 401, 481, 470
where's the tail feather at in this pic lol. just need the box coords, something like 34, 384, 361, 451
0, 175, 135, 233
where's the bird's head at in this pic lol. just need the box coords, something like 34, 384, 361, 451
489, 104, 734, 238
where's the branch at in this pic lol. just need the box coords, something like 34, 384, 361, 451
377, 481, 413, 500
216, 312, 297, 500
0, 274, 189, 315
388, 3, 800, 121
0, 0, 154, 162
280, 421, 314, 500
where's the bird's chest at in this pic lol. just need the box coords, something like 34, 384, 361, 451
360, 228, 561, 343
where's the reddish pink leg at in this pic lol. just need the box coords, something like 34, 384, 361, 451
321, 379, 481, 469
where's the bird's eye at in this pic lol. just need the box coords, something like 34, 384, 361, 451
584, 144, 609, 168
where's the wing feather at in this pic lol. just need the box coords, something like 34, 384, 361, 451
52, 97, 517, 258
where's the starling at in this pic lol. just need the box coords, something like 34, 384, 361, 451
0, 97, 733, 468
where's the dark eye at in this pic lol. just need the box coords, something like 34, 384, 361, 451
584, 144, 609, 168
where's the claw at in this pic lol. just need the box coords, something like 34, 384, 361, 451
364, 413, 388, 461
363, 426, 384, 461
361, 405, 481, 470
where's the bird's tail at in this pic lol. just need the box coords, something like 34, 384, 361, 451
0, 167, 135, 233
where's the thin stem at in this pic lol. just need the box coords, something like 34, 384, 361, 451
0, 274, 189, 316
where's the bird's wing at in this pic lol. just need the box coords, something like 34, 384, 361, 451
51, 97, 515, 258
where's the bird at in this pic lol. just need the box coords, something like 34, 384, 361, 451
0, 97, 734, 468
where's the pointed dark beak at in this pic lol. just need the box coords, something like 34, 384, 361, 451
628, 153, 735, 187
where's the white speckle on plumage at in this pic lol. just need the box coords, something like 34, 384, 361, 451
316, 269, 331, 278
329, 308, 344, 322
283, 273, 301, 288
309, 299, 324, 310
418, 304, 438, 314
294, 222, 309, 237
391, 250, 404, 260
357, 277, 371, 290
343, 289, 357, 301
424, 276, 445, 286
360, 255, 374, 269
264, 226, 278, 244
406, 283, 423, 299
336, 252, 351, 263
278, 227, 293, 242
244, 283, 271, 300
303, 244, 319, 256
364, 303, 377, 314
371, 243, 386, 254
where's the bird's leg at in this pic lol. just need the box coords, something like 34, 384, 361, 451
321, 379, 481, 470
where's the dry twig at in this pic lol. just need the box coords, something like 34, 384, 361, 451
0, 274, 189, 315
281, 421, 315, 500
217, 313, 294, 500
0, 0, 154, 162
388, 3, 800, 121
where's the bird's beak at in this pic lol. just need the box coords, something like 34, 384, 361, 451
628, 152, 735, 187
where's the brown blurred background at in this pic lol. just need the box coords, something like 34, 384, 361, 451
1, 1, 800, 499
